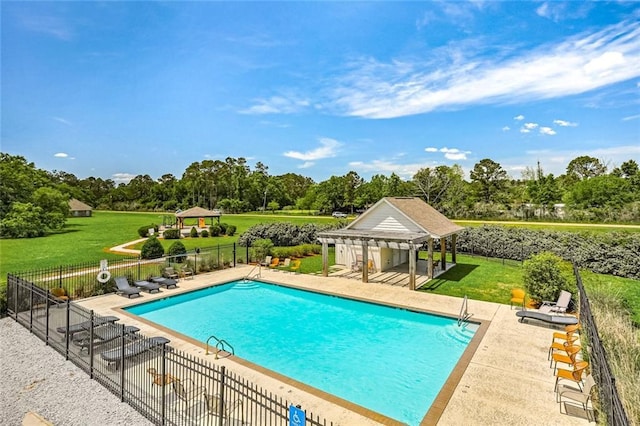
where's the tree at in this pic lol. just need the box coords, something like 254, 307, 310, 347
141, 237, 165, 259
470, 159, 508, 203
31, 187, 69, 231
0, 202, 45, 238
563, 175, 632, 209
566, 155, 606, 181
167, 241, 187, 263
413, 165, 465, 208
525, 162, 561, 215
522, 252, 570, 303
0, 153, 51, 218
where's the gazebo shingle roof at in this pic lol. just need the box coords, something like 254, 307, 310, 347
383, 197, 464, 238
175, 207, 220, 218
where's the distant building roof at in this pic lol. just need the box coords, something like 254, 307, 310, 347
175, 207, 221, 218
68, 198, 93, 211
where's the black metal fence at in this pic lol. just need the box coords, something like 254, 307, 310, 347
7, 274, 333, 426
8, 244, 238, 302
574, 264, 630, 426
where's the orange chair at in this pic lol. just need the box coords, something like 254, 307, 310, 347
510, 288, 526, 309
555, 360, 589, 392
290, 260, 301, 274
50, 287, 69, 303
552, 324, 580, 342
550, 344, 581, 373
268, 258, 280, 269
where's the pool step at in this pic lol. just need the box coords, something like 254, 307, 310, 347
231, 281, 261, 290
444, 324, 477, 344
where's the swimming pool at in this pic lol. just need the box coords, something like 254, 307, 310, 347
126, 280, 478, 425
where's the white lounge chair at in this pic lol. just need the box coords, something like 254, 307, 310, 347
540, 290, 572, 313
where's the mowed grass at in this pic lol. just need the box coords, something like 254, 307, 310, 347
456, 220, 640, 234
0, 211, 337, 286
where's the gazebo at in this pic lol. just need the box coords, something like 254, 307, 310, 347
317, 197, 465, 290
175, 207, 221, 230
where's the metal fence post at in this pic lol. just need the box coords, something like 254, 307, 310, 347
219, 366, 226, 426
120, 323, 126, 402
65, 299, 70, 360
29, 283, 34, 332
161, 343, 167, 425
233, 243, 236, 267
89, 310, 95, 379
45, 295, 50, 346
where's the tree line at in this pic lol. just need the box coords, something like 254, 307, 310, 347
1, 152, 639, 237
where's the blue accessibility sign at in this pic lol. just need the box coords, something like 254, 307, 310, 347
289, 405, 306, 426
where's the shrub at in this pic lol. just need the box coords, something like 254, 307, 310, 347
201, 229, 209, 238
237, 222, 341, 247
209, 224, 221, 236
226, 224, 236, 236
167, 241, 187, 263
163, 228, 181, 239
190, 227, 199, 238
137, 224, 159, 238
218, 222, 228, 234
141, 236, 165, 259
523, 252, 570, 304
250, 238, 274, 263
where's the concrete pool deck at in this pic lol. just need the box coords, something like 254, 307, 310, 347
79, 266, 591, 425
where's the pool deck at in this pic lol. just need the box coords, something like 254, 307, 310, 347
80, 266, 591, 426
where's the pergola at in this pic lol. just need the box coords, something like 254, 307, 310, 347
317, 197, 465, 290
175, 207, 221, 229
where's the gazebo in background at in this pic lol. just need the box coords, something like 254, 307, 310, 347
175, 207, 221, 230
317, 197, 465, 290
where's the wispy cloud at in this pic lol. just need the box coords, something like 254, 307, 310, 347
298, 161, 314, 169
514, 115, 525, 121
622, 114, 640, 121
536, 1, 593, 22
553, 119, 578, 127
348, 159, 430, 178
53, 116, 72, 126
502, 126, 510, 131
328, 20, 640, 118
539, 127, 556, 136
112, 173, 136, 184
19, 14, 73, 40
240, 95, 310, 115
283, 137, 340, 161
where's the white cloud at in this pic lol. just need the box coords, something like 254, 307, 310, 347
514, 115, 525, 121
425, 146, 472, 160
348, 160, 428, 178
240, 96, 310, 115
622, 114, 640, 121
53, 117, 72, 126
298, 162, 315, 169
19, 15, 73, 40
54, 152, 68, 158
502, 126, 510, 131
283, 137, 340, 161
553, 119, 578, 127
520, 128, 531, 134
424, 147, 439, 152
112, 173, 136, 184
524, 122, 539, 129
539, 127, 557, 135
328, 20, 640, 118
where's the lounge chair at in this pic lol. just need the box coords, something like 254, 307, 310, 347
114, 276, 142, 298
56, 315, 120, 340
163, 267, 179, 279
50, 287, 70, 303
172, 378, 205, 414
72, 324, 140, 354
516, 310, 578, 326
149, 276, 178, 289
180, 266, 194, 279
540, 290, 572, 314
204, 393, 244, 424
279, 258, 291, 269
133, 280, 162, 293
100, 336, 171, 370
268, 258, 280, 269
290, 259, 301, 274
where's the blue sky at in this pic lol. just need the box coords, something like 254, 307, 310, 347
2, 1, 639, 184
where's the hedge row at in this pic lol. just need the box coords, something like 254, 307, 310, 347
455, 226, 640, 280
238, 222, 340, 247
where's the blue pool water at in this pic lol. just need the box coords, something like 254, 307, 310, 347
126, 280, 477, 425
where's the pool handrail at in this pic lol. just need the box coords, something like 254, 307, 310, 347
458, 295, 473, 327
243, 264, 261, 282
206, 334, 235, 359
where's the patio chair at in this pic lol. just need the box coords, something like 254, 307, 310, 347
133, 280, 162, 293
114, 276, 142, 298
268, 258, 280, 269
558, 374, 596, 421
260, 256, 272, 267
163, 267, 179, 280
279, 258, 291, 269
290, 259, 301, 274
540, 290, 572, 314
50, 287, 69, 303
510, 288, 525, 310
147, 367, 177, 386
550, 343, 581, 373
56, 315, 120, 340
555, 360, 589, 392
72, 324, 140, 354
204, 393, 244, 425
100, 336, 171, 370
180, 266, 194, 279
351, 255, 363, 272
172, 378, 205, 414
549, 325, 581, 360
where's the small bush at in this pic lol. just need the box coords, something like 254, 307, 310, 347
523, 252, 570, 303
137, 224, 159, 238
201, 229, 209, 238
141, 236, 165, 259
226, 224, 236, 236
190, 227, 199, 238
167, 241, 187, 263
219, 222, 228, 234
163, 228, 181, 239
209, 224, 221, 236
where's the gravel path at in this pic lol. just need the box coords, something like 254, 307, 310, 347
0, 317, 153, 426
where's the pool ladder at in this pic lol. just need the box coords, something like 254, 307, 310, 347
457, 295, 473, 327
206, 335, 235, 359
243, 264, 261, 282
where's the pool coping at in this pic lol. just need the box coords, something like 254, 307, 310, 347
115, 275, 489, 426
